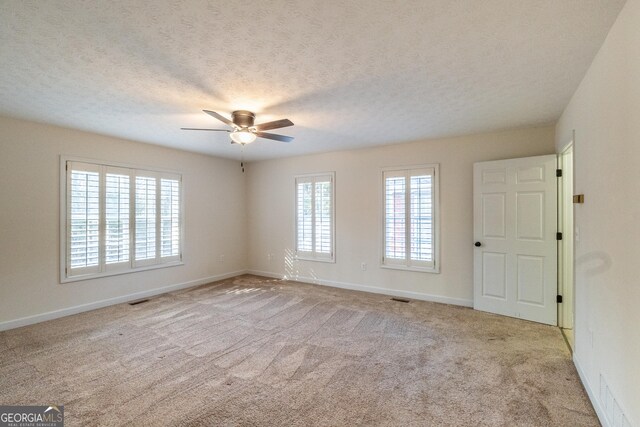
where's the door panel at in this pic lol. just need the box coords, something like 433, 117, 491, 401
482, 169, 507, 184
516, 192, 544, 240
482, 193, 506, 238
473, 154, 557, 325
517, 255, 545, 305
516, 165, 545, 183
482, 252, 507, 299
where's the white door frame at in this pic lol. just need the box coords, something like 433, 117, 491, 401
558, 141, 575, 330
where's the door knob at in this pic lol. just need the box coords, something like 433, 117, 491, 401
475, 242, 482, 247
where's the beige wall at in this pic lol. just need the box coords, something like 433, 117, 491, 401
246, 126, 555, 305
0, 116, 247, 328
0, 117, 554, 327
556, 0, 640, 424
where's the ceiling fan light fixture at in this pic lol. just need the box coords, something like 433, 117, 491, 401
230, 129, 257, 144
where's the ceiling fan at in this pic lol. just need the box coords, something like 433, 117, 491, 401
182, 110, 294, 144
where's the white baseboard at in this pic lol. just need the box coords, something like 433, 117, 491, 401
1, 269, 473, 332
246, 269, 473, 307
574, 353, 609, 427
0, 270, 247, 332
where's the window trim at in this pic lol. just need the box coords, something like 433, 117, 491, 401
380, 164, 440, 274
294, 171, 336, 263
59, 156, 184, 283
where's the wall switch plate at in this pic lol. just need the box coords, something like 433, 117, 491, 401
361, 262, 367, 271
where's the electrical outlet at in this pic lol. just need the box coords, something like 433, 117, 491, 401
218, 254, 225, 263
361, 262, 367, 271
268, 253, 275, 262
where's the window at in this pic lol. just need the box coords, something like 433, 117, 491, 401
382, 165, 439, 272
62, 159, 182, 282
295, 173, 335, 262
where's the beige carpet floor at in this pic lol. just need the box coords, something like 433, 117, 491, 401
0, 275, 598, 426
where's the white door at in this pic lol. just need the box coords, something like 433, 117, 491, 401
473, 155, 557, 325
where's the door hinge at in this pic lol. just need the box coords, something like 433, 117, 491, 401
557, 295, 563, 303
556, 232, 563, 240
556, 169, 562, 177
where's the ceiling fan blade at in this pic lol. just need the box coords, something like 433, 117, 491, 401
181, 128, 230, 132
253, 118, 294, 131
256, 132, 294, 143
203, 110, 236, 128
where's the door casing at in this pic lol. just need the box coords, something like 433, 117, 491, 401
558, 142, 575, 330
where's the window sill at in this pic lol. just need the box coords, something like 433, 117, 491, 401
294, 256, 336, 264
380, 264, 440, 274
61, 261, 184, 284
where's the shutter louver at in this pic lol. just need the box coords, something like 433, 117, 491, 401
384, 175, 406, 260
315, 180, 332, 254
297, 181, 313, 253
69, 168, 100, 272
135, 176, 157, 262
105, 172, 130, 265
410, 175, 433, 262
161, 178, 180, 258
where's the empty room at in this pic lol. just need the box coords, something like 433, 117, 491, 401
0, 0, 638, 426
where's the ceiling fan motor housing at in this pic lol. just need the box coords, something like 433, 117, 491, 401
232, 110, 255, 128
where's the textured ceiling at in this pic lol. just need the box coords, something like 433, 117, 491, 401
0, 0, 626, 161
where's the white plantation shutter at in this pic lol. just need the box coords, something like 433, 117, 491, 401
384, 173, 406, 264
63, 159, 182, 281
315, 180, 332, 254
105, 168, 130, 269
410, 174, 433, 262
160, 177, 181, 260
134, 175, 157, 265
68, 162, 101, 275
296, 179, 313, 253
383, 166, 438, 271
295, 173, 335, 261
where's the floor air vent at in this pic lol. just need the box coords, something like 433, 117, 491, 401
391, 297, 410, 303
129, 299, 149, 306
